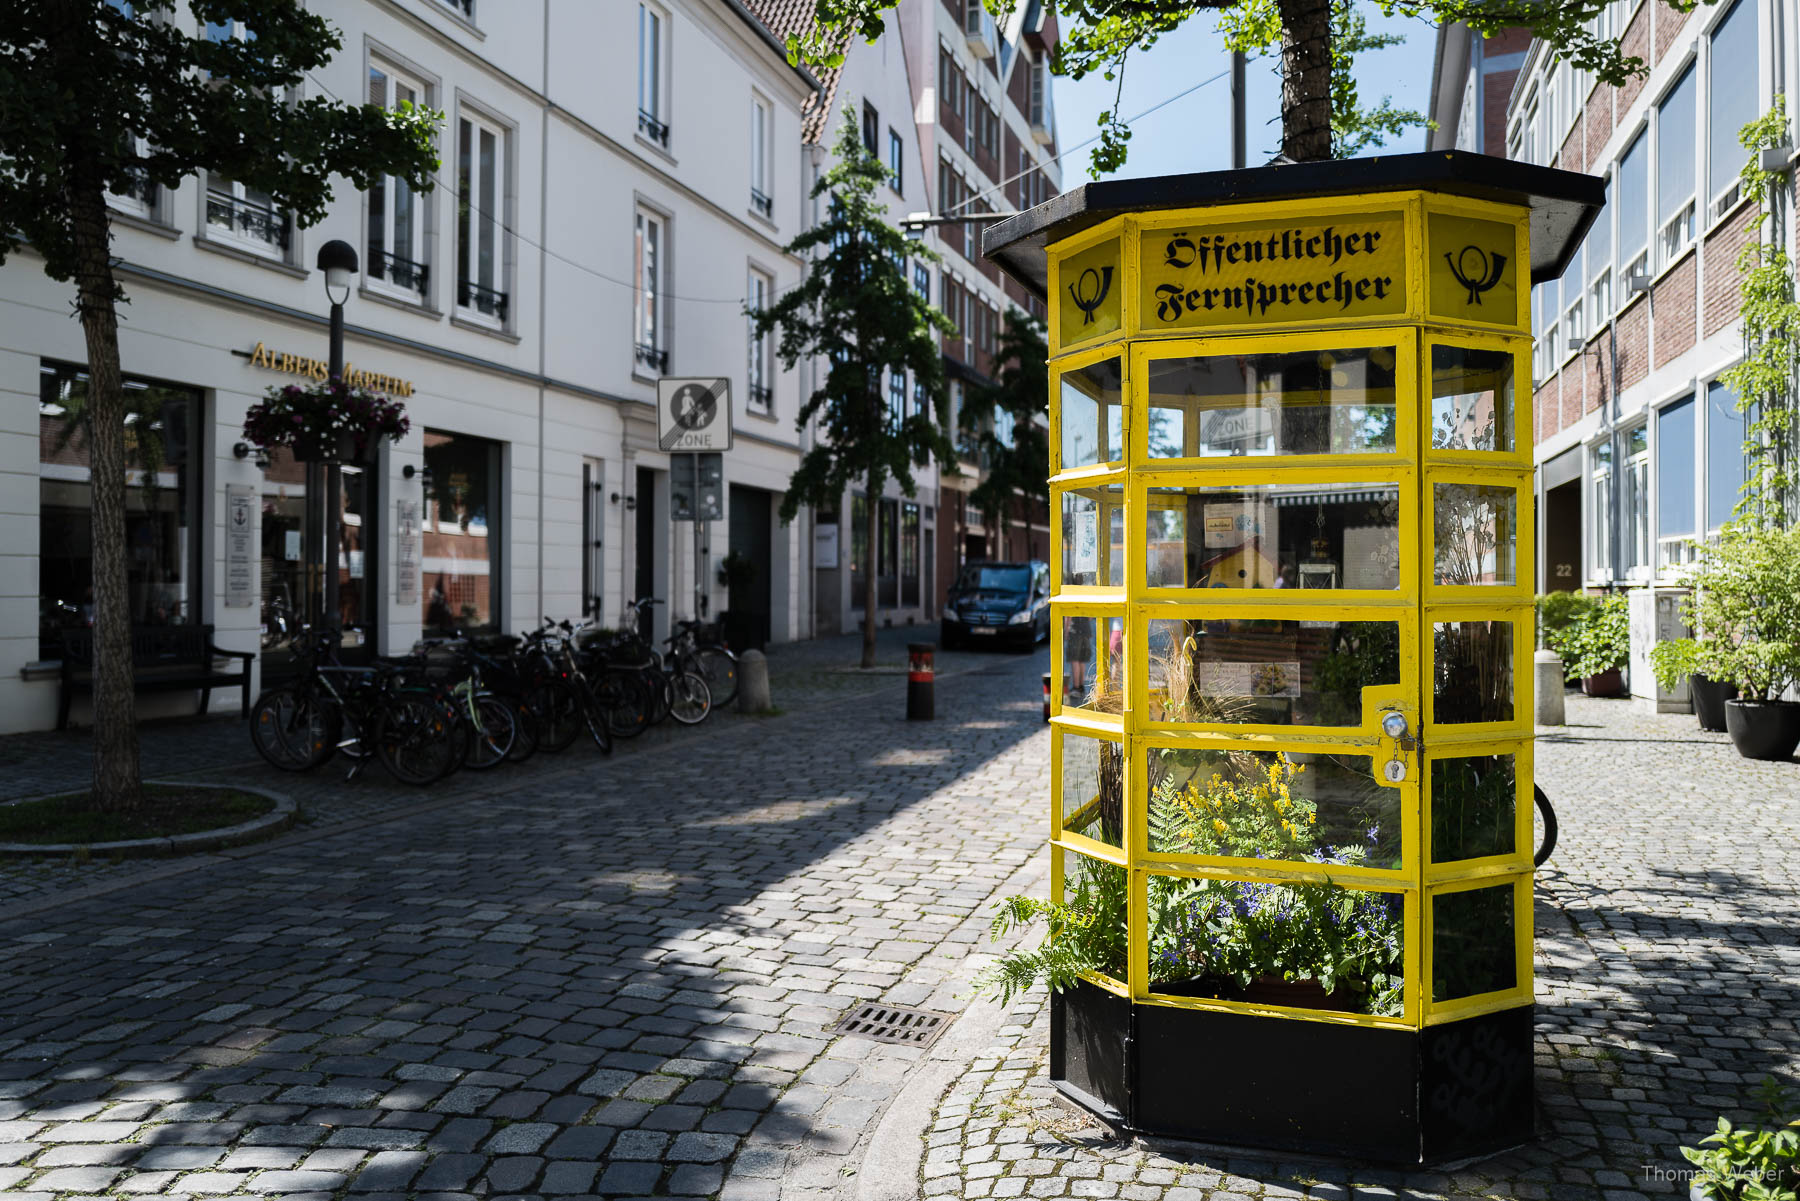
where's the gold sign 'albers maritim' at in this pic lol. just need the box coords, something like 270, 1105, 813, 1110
243, 341, 416, 397
1143, 211, 1407, 330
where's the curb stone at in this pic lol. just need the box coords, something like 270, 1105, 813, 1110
0, 781, 296, 859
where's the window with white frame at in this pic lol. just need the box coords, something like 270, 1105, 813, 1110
1706, 377, 1748, 529
1591, 438, 1614, 580
1588, 175, 1613, 322
456, 110, 507, 325
1618, 130, 1650, 286
1656, 394, 1697, 570
1532, 277, 1559, 378
913, 261, 930, 298
1622, 423, 1650, 579
637, 3, 668, 147
1560, 240, 1584, 357
750, 97, 772, 217
913, 375, 927, 420
582, 461, 604, 618
889, 370, 906, 427
1707, 0, 1758, 219
633, 209, 666, 373
367, 62, 430, 300
888, 128, 904, 194
1656, 64, 1697, 267
746, 268, 772, 415
437, 0, 475, 19
103, 3, 158, 221
203, 21, 290, 257
1029, 52, 1047, 129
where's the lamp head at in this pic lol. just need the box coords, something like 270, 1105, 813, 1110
317, 239, 359, 306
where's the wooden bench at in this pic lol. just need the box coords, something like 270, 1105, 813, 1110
57, 624, 255, 731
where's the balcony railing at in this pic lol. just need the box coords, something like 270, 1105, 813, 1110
635, 342, 669, 373
638, 109, 670, 147
206, 190, 288, 250
750, 187, 772, 218
748, 383, 773, 412
370, 249, 429, 297
458, 278, 509, 323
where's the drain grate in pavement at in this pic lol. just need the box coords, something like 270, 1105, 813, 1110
831, 1001, 954, 1048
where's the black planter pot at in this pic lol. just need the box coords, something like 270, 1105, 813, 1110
1688, 673, 1739, 733
1722, 699, 1800, 761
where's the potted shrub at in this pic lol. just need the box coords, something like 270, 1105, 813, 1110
242, 380, 410, 464
1688, 524, 1800, 761
1650, 636, 1738, 733
1545, 592, 1630, 697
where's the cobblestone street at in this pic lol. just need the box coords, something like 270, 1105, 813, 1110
2, 669, 1799, 1201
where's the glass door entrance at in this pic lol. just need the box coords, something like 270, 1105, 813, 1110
260, 450, 379, 679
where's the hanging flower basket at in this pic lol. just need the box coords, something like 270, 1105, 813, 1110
242, 380, 409, 464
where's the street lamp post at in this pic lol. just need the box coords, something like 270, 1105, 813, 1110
317, 239, 358, 643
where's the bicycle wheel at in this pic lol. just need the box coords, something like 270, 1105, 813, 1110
694, 648, 739, 707
644, 667, 673, 726
525, 678, 584, 752
375, 692, 460, 785
600, 670, 652, 739
464, 692, 518, 770
668, 671, 712, 725
579, 681, 616, 756
506, 695, 540, 762
249, 684, 336, 771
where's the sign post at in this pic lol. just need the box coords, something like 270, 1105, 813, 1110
658, 378, 733, 623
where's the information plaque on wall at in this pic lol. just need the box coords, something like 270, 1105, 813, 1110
395, 498, 421, 608
225, 485, 254, 608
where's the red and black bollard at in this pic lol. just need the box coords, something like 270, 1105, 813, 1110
907, 643, 935, 720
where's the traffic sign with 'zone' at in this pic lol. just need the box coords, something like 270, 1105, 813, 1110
657, 377, 733, 452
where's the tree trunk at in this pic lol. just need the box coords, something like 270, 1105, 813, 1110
862, 465, 880, 669
1276, 0, 1333, 162
67, 184, 144, 812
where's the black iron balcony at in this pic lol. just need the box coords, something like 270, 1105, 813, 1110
458, 278, 508, 323
750, 187, 772, 218
638, 109, 670, 147
206, 190, 288, 250
635, 343, 669, 373
370, 249, 429, 296
748, 383, 773, 412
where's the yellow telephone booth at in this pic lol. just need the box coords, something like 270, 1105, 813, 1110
985, 153, 1603, 1163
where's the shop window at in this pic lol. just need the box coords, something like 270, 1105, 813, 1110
1430, 346, 1515, 452
1144, 619, 1401, 729
1656, 64, 1697, 267
1706, 378, 1747, 529
1617, 130, 1649, 286
422, 430, 502, 634
1145, 348, 1398, 460
457, 109, 509, 326
367, 62, 431, 301
1143, 482, 1401, 591
1656, 395, 1696, 571
1708, 0, 1757, 218
38, 364, 202, 659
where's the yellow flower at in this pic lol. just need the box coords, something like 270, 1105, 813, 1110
1212, 819, 1226, 834
1307, 813, 1316, 825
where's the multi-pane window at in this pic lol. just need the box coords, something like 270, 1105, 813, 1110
1591, 438, 1614, 580
1657, 65, 1697, 267
633, 210, 666, 373
746, 269, 772, 415
457, 111, 507, 325
638, 3, 668, 146
1560, 241, 1584, 357
1029, 53, 1047, 129
862, 103, 880, 157
888, 128, 904, 194
1708, 0, 1757, 218
1531, 278, 1559, 378
202, 20, 289, 256
939, 47, 965, 119
750, 97, 772, 217
1618, 130, 1650, 285
913, 262, 930, 298
582, 461, 604, 619
1623, 424, 1650, 579
1587, 176, 1613, 322
889, 370, 906, 427
368, 63, 430, 300
1657, 395, 1697, 571
103, 4, 157, 219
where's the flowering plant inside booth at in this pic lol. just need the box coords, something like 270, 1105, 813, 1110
978, 754, 1405, 1017
242, 380, 410, 463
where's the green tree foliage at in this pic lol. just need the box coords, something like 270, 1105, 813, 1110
0, 1, 439, 811
786, 0, 1676, 168
749, 112, 958, 668
960, 311, 1049, 552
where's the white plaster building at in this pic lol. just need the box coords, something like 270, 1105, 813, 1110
2, 0, 820, 732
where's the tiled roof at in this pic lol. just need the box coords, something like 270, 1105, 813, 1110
738, 0, 844, 143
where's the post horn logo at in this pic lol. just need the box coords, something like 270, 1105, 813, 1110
1068, 265, 1114, 325
1446, 245, 1507, 305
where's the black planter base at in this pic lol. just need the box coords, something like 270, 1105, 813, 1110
1050, 980, 1534, 1165
1689, 674, 1739, 733
1723, 699, 1800, 761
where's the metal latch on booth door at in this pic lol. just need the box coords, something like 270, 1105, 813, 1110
1379, 709, 1417, 783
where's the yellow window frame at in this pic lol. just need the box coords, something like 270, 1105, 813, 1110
1049, 845, 1132, 996
1051, 343, 1130, 480
1129, 328, 1420, 471
1050, 475, 1128, 601
1049, 599, 1128, 724
1422, 465, 1535, 600
1422, 873, 1534, 1023
1051, 724, 1129, 862
1423, 738, 1536, 883
1422, 601, 1535, 740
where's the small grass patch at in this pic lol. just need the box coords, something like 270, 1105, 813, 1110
0, 785, 273, 845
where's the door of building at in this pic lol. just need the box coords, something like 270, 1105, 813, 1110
260, 452, 378, 679
727, 485, 773, 649
634, 465, 657, 640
